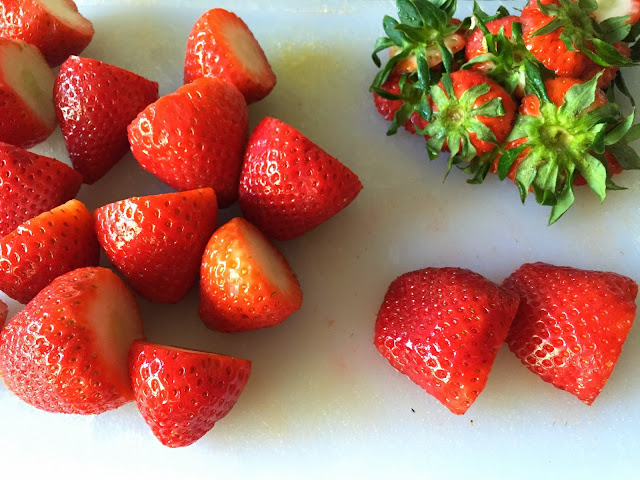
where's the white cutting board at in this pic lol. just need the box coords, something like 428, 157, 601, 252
1, 1, 638, 478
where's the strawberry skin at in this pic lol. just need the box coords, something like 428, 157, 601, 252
503, 262, 638, 405
199, 217, 302, 332
94, 188, 218, 304
129, 340, 251, 448
0, 199, 100, 304
0, 39, 56, 148
184, 8, 276, 104
128, 77, 248, 208
0, 267, 144, 414
238, 117, 363, 241
375, 267, 519, 415
55, 56, 159, 184
0, 298, 6, 326
0, 0, 94, 66
0, 142, 82, 237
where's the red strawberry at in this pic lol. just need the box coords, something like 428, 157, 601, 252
54, 56, 159, 184
389, 24, 466, 73
593, 0, 640, 25
0, 0, 94, 66
0, 298, 6, 326
199, 217, 302, 332
184, 8, 276, 104
372, 74, 429, 135
128, 77, 248, 208
581, 42, 631, 89
129, 340, 251, 448
374, 267, 519, 415
503, 262, 638, 405
0, 199, 100, 304
0, 39, 56, 148
238, 117, 363, 241
0, 142, 82, 237
0, 267, 144, 414
94, 188, 218, 304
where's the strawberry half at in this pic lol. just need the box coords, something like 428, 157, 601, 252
199, 217, 302, 332
184, 8, 276, 104
0, 267, 144, 414
503, 262, 638, 405
0, 0, 94, 66
55, 56, 159, 184
129, 340, 251, 448
94, 188, 218, 304
0, 39, 56, 148
375, 267, 519, 415
128, 77, 248, 208
0, 199, 100, 304
0, 142, 82, 237
593, 0, 640, 25
238, 117, 363, 241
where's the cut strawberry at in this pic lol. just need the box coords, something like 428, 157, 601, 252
0, 142, 82, 237
54, 56, 159, 184
504, 262, 638, 405
593, 0, 640, 25
0, 199, 100, 304
238, 117, 363, 241
199, 217, 302, 332
0, 267, 144, 414
129, 340, 251, 448
184, 8, 276, 104
0, 0, 94, 66
0, 39, 56, 148
94, 188, 218, 304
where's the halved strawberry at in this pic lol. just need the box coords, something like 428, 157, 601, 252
54, 56, 159, 184
0, 267, 144, 414
0, 142, 82, 237
199, 217, 302, 332
593, 0, 640, 25
0, 39, 56, 148
94, 188, 218, 304
238, 117, 363, 241
0, 0, 94, 66
129, 340, 251, 448
184, 8, 276, 104
0, 199, 100, 304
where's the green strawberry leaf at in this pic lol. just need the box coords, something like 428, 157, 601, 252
576, 153, 607, 201
465, 160, 493, 184
622, 122, 640, 143
395, 24, 429, 43
471, 96, 505, 118
430, 84, 450, 110
438, 41, 454, 73
548, 181, 575, 225
612, 72, 636, 107
604, 111, 636, 146
533, 18, 565, 38
397, 0, 422, 28
558, 75, 598, 119
577, 0, 597, 14
605, 176, 627, 190
467, 118, 498, 144
597, 17, 631, 44
523, 58, 550, 102
608, 143, 640, 169
498, 145, 526, 180
372, 36, 396, 67
382, 16, 406, 46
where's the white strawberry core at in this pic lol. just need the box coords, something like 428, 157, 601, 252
2, 41, 56, 129
224, 22, 269, 81
593, 0, 630, 22
37, 0, 93, 32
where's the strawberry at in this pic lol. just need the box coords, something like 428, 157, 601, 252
238, 117, 363, 241
199, 217, 302, 332
0, 39, 56, 148
503, 262, 638, 405
580, 42, 631, 89
0, 0, 94, 66
374, 267, 519, 415
128, 77, 248, 208
0, 142, 82, 237
129, 340, 251, 448
0, 298, 6, 326
0, 267, 144, 414
593, 0, 640, 25
183, 8, 276, 104
54, 56, 159, 184
498, 75, 639, 224
0, 199, 100, 304
94, 188, 218, 304
372, 74, 429, 135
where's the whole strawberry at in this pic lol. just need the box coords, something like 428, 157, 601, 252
55, 56, 159, 184
0, 199, 100, 304
129, 340, 251, 448
372, 74, 429, 135
374, 267, 520, 415
128, 77, 248, 207
0, 0, 94, 66
503, 262, 638, 405
0, 142, 82, 237
184, 8, 276, 104
0, 298, 7, 326
94, 188, 218, 303
0, 267, 144, 414
199, 217, 302, 332
0, 39, 56, 148
238, 117, 362, 241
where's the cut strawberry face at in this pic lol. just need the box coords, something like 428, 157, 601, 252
184, 8, 276, 103
593, 0, 640, 25
199, 217, 302, 332
0, 39, 56, 148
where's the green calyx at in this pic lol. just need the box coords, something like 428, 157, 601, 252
371, 73, 431, 135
